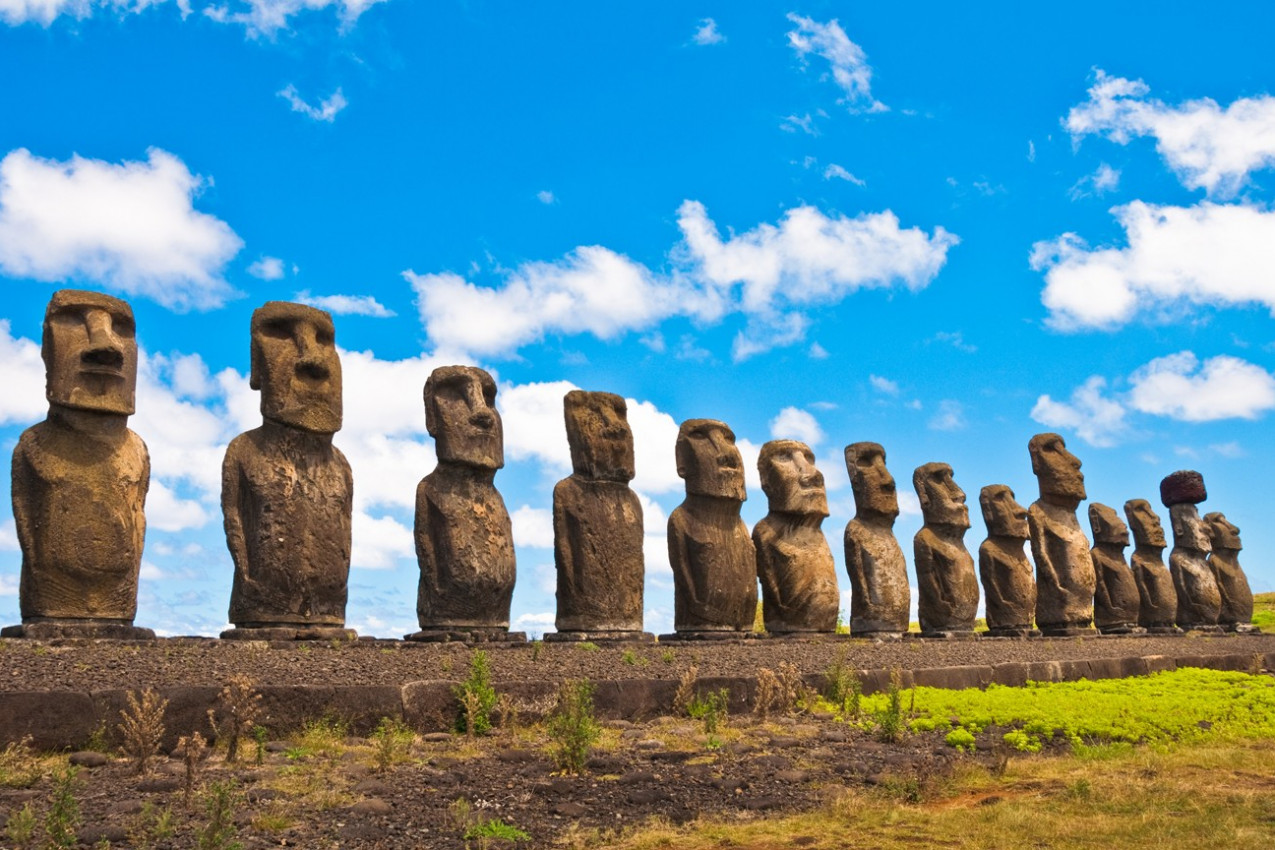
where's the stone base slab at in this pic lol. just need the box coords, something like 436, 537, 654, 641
404, 629, 528, 644
1038, 626, 1098, 637
543, 631, 654, 643
220, 627, 357, 642
983, 628, 1040, 639
2, 622, 156, 640
918, 630, 980, 641
657, 631, 759, 642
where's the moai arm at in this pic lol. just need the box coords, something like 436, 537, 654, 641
221, 440, 250, 582
10, 436, 36, 564
552, 478, 578, 601
414, 478, 443, 603
132, 437, 150, 564
667, 510, 698, 611
914, 531, 950, 610
977, 542, 1009, 614
1027, 506, 1060, 595
752, 523, 782, 608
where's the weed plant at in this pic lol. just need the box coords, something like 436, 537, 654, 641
688, 688, 730, 735
0, 736, 42, 789
4, 802, 35, 847
44, 764, 80, 849
464, 817, 531, 844
118, 688, 168, 774
208, 674, 262, 763
873, 669, 907, 743
548, 680, 601, 774
197, 780, 242, 850
370, 716, 415, 772
823, 656, 863, 717
455, 649, 498, 736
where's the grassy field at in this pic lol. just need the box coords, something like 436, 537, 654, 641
1253, 591, 1275, 631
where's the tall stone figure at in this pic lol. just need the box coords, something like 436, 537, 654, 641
753, 440, 840, 634
667, 419, 756, 637
912, 463, 979, 638
222, 302, 354, 640
843, 442, 909, 637
411, 366, 520, 642
549, 390, 648, 641
1203, 512, 1256, 633
1027, 433, 1096, 635
5, 290, 153, 640
1087, 503, 1142, 634
1123, 499, 1179, 634
977, 485, 1036, 637
1160, 470, 1221, 632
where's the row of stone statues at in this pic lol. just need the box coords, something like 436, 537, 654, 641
2, 291, 1258, 642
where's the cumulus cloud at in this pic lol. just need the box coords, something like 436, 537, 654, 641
205, 0, 387, 38
928, 399, 966, 431
786, 13, 887, 113
1032, 201, 1275, 330
692, 16, 723, 46
294, 290, 394, 317
247, 256, 285, 280
511, 505, 553, 549
278, 85, 347, 122
0, 321, 47, 425
1066, 70, 1275, 198
768, 406, 824, 446
0, 148, 242, 310
1128, 352, 1275, 421
1031, 375, 1129, 448
350, 510, 413, 570
0, 0, 165, 26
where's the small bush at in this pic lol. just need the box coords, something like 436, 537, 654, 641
119, 688, 168, 775
688, 688, 730, 735
370, 717, 415, 772
945, 727, 976, 751
548, 680, 601, 774
455, 650, 498, 736
465, 818, 531, 842
875, 669, 907, 743
208, 675, 262, 764
179, 732, 209, 807
4, 802, 36, 847
197, 780, 242, 850
823, 656, 863, 717
0, 736, 41, 789
44, 765, 81, 849
672, 665, 699, 716
754, 668, 781, 721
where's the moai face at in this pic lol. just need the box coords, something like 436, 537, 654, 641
250, 301, 342, 434
845, 441, 899, 520
1088, 503, 1129, 546
564, 390, 634, 482
676, 419, 745, 501
42, 289, 138, 416
1124, 500, 1167, 548
758, 439, 828, 516
1203, 512, 1241, 551
1169, 504, 1212, 553
1029, 432, 1086, 507
913, 462, 970, 529
425, 365, 503, 469
980, 484, 1028, 539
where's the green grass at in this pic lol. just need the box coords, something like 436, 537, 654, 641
1252, 591, 1275, 631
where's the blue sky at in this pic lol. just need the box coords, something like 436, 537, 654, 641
2, 1, 1273, 637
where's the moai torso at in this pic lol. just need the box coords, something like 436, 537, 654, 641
843, 442, 909, 636
1027, 433, 1096, 634
977, 485, 1035, 634
1088, 503, 1141, 633
1124, 499, 1177, 630
1162, 471, 1221, 630
912, 463, 979, 636
1204, 512, 1255, 631
753, 440, 839, 633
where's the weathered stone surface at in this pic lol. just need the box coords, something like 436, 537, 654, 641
1027, 433, 1096, 635
1088, 503, 1142, 634
977, 485, 1036, 637
668, 419, 756, 633
553, 391, 645, 635
1204, 512, 1256, 632
10, 290, 152, 638
223, 302, 352, 632
1160, 470, 1207, 507
842, 442, 909, 637
753, 440, 839, 633
1165, 478, 1222, 631
414, 366, 516, 635
912, 463, 978, 637
1123, 499, 1179, 632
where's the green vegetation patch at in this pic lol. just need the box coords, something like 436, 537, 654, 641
1252, 591, 1275, 631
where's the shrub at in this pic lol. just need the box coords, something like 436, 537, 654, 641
548, 680, 601, 774
44, 765, 81, 849
672, 665, 699, 716
465, 818, 531, 842
874, 669, 907, 743
197, 780, 242, 850
823, 656, 863, 717
945, 727, 976, 751
455, 650, 498, 736
4, 802, 35, 847
688, 688, 730, 735
208, 675, 262, 764
119, 688, 168, 775
0, 736, 41, 789
179, 732, 209, 807
370, 717, 415, 772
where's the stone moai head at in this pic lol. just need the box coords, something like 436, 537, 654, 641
1029, 432, 1086, 508
676, 418, 745, 501
1124, 499, 1167, 548
425, 365, 503, 469
845, 441, 899, 520
1203, 512, 1241, 552
42, 289, 138, 417
913, 462, 970, 529
758, 439, 828, 517
1161, 470, 1210, 552
980, 484, 1028, 539
250, 301, 342, 434
564, 390, 634, 482
1088, 503, 1129, 547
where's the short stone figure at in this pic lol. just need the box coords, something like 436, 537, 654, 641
753, 440, 840, 634
1087, 503, 1142, 634
222, 302, 354, 640
1122, 499, 1180, 633
5, 290, 153, 640
667, 419, 756, 636
411, 366, 520, 642
977, 485, 1036, 637
1203, 512, 1255, 633
843, 442, 910, 636
1027, 433, 1097, 635
912, 463, 979, 638
549, 390, 648, 641
1160, 470, 1221, 632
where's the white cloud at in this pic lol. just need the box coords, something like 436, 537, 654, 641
786, 13, 887, 113
1066, 69, 1275, 198
627, 399, 682, 494
933, 330, 976, 353
350, 510, 412, 570
928, 399, 966, 431
1027, 140, 1036, 162
869, 374, 899, 395
897, 490, 921, 518
692, 17, 723, 46
498, 380, 576, 474
0, 0, 165, 26
536, 190, 556, 205
1032, 201, 1275, 331
408, 199, 956, 361
1030, 375, 1128, 448
808, 341, 829, 359
769, 406, 824, 446
0, 148, 242, 310
0, 519, 18, 551
247, 256, 285, 280
0, 320, 48, 425
511, 505, 553, 549
277, 85, 347, 122
1211, 441, 1244, 458
1128, 352, 1275, 422
0, 572, 17, 596
780, 113, 819, 135
294, 290, 394, 317
204, 0, 387, 38
146, 480, 211, 532
1067, 162, 1120, 200
823, 163, 865, 185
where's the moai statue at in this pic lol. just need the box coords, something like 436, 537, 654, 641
411, 366, 521, 642
843, 442, 910, 637
4, 290, 153, 640
977, 485, 1037, 637
753, 440, 840, 634
549, 390, 649, 642
1087, 503, 1142, 634
1203, 512, 1256, 633
222, 302, 354, 640
912, 463, 979, 638
1123, 499, 1179, 634
1160, 470, 1222, 632
666, 419, 756, 637
1027, 433, 1097, 635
